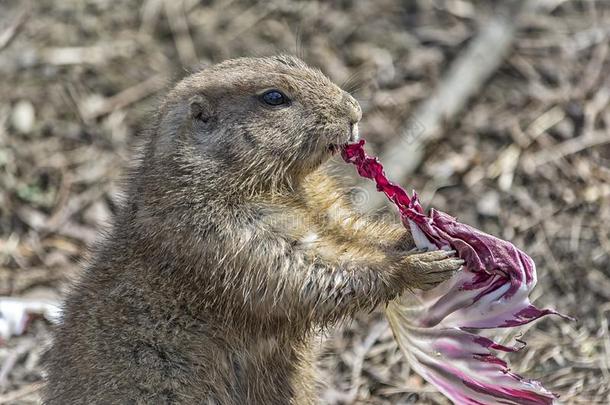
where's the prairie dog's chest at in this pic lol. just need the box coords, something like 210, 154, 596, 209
256, 201, 341, 261
258, 201, 317, 242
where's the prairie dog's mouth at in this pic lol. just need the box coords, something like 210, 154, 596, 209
328, 144, 340, 155
327, 123, 359, 155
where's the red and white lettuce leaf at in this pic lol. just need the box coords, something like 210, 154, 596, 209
342, 140, 571, 405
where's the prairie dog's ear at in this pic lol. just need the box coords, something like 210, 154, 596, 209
189, 95, 213, 122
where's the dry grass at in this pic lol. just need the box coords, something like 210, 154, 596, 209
0, 0, 608, 403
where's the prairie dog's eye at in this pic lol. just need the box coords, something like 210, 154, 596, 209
261, 90, 289, 106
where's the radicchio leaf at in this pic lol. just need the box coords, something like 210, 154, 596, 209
341, 140, 570, 405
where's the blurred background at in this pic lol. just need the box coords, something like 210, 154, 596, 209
0, 0, 609, 403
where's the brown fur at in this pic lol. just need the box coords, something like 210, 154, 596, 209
42, 55, 462, 404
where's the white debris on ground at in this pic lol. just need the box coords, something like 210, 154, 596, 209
0, 298, 61, 342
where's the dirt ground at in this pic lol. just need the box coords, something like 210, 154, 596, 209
1, 0, 609, 404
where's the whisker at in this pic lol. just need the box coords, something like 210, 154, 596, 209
340, 69, 368, 95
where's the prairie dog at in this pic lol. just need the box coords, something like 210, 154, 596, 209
43, 55, 462, 404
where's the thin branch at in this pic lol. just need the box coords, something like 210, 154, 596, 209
368, 3, 523, 208
83, 74, 167, 120
0, 4, 30, 52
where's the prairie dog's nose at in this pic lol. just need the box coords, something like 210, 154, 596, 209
341, 91, 361, 143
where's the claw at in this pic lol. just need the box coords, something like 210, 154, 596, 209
400, 249, 464, 291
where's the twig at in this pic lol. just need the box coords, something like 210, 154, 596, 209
83, 74, 166, 120
0, 4, 30, 52
40, 41, 137, 66
0, 340, 35, 388
527, 131, 610, 169
0, 382, 42, 404
347, 320, 386, 402
224, 2, 280, 44
164, 0, 198, 67
368, 3, 523, 208
140, 0, 163, 33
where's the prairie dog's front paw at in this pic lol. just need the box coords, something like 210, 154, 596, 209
402, 249, 464, 291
